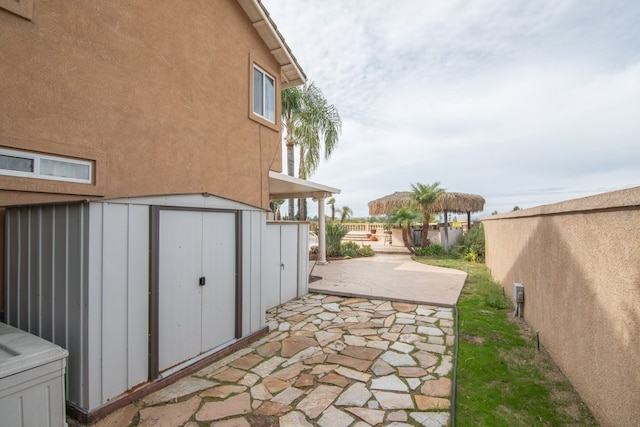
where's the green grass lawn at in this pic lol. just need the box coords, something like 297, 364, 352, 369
414, 255, 598, 427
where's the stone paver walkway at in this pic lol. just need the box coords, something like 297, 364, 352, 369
93, 294, 455, 427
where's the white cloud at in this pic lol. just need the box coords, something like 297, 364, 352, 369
265, 0, 640, 218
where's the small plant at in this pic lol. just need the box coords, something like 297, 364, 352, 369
358, 245, 375, 257
340, 241, 360, 253
326, 221, 348, 257
309, 245, 319, 255
455, 226, 485, 261
415, 244, 445, 256
342, 249, 357, 258
464, 250, 479, 262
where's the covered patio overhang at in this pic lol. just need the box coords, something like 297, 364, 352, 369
268, 171, 341, 264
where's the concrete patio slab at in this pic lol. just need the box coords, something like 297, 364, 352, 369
310, 254, 467, 307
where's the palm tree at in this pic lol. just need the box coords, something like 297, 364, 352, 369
327, 197, 336, 221
282, 82, 342, 220
411, 182, 446, 247
386, 207, 421, 254
336, 206, 353, 223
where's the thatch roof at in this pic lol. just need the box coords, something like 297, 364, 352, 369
368, 192, 416, 215
368, 191, 485, 215
428, 192, 485, 214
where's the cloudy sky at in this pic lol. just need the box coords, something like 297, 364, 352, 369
262, 0, 640, 218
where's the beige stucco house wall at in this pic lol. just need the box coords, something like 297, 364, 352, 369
0, 2, 321, 420
0, 0, 298, 209
483, 186, 640, 427
0, 0, 306, 315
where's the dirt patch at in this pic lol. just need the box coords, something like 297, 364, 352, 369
461, 334, 485, 344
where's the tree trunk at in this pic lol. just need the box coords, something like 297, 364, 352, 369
402, 226, 416, 255
298, 198, 307, 220
421, 211, 430, 247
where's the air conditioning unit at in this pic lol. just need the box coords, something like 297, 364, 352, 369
0, 323, 68, 427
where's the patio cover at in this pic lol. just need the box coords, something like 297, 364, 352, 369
269, 171, 341, 264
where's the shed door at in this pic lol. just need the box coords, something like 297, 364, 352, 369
158, 209, 237, 373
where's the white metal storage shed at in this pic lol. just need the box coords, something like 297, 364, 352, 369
3, 193, 301, 415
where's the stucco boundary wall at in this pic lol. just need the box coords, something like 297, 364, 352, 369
482, 186, 640, 427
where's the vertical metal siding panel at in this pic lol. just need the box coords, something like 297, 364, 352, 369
40, 206, 55, 342
201, 211, 237, 350
86, 203, 104, 410
263, 224, 281, 311
298, 223, 309, 297
65, 204, 84, 408
18, 208, 29, 329
80, 203, 90, 410
158, 210, 203, 371
6, 209, 19, 326
101, 203, 129, 402
241, 211, 251, 336
250, 212, 263, 332
52, 205, 67, 350
28, 208, 41, 336
280, 225, 298, 304
127, 204, 149, 389
241, 211, 264, 335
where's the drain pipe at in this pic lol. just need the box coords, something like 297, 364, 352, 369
450, 303, 459, 427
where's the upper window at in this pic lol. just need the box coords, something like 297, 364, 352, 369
253, 65, 276, 123
0, 148, 92, 183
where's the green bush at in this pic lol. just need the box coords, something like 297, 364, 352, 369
340, 241, 360, 253
342, 249, 357, 258
415, 244, 445, 256
326, 221, 348, 257
455, 226, 485, 262
358, 245, 375, 257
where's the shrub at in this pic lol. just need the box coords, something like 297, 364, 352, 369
341, 241, 360, 253
358, 245, 375, 257
415, 244, 445, 256
326, 221, 348, 257
455, 226, 485, 261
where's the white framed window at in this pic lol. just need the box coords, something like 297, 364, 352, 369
253, 65, 276, 123
0, 148, 92, 183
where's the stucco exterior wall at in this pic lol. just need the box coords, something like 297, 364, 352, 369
0, 1, 282, 209
483, 186, 640, 427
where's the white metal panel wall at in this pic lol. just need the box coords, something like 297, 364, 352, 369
263, 222, 309, 311
297, 222, 310, 297
86, 203, 149, 409
5, 204, 89, 409
280, 225, 298, 303
241, 210, 265, 334
263, 224, 282, 311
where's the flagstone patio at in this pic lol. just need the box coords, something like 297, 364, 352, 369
91, 293, 455, 427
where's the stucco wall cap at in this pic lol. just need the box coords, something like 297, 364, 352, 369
482, 185, 640, 221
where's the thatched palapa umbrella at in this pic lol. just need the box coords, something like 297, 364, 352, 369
369, 191, 485, 247
367, 191, 416, 215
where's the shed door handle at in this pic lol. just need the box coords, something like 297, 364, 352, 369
199, 276, 206, 286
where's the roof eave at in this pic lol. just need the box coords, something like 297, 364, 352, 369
237, 0, 307, 88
